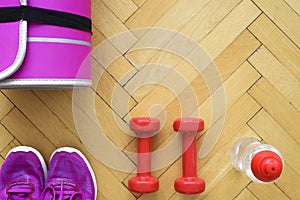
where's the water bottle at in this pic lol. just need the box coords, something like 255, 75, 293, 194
230, 137, 284, 183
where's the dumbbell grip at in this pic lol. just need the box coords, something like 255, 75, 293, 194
137, 136, 152, 176
182, 133, 197, 177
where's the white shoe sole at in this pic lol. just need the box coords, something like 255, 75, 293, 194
50, 147, 97, 200
6, 146, 47, 180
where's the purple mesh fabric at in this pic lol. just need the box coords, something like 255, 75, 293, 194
41, 151, 95, 200
0, 151, 45, 200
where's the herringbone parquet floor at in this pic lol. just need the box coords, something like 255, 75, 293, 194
1, 0, 300, 199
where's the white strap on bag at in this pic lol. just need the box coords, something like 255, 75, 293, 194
0, 0, 27, 81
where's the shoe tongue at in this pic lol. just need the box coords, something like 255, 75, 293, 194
9, 194, 31, 200
53, 183, 78, 192
43, 181, 83, 200
7, 182, 33, 200
9, 196, 30, 200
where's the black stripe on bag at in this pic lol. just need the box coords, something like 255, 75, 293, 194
0, 6, 91, 33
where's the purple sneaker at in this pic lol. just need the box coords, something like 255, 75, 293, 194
0, 146, 47, 200
41, 147, 97, 200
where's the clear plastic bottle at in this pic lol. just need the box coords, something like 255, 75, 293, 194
230, 137, 284, 183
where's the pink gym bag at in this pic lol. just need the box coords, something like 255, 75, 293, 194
0, 0, 91, 89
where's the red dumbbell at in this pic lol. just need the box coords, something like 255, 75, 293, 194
173, 118, 205, 194
128, 117, 160, 193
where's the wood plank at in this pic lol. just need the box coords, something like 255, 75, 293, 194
87, 156, 135, 200
126, 29, 260, 104
198, 93, 261, 162
198, 95, 260, 166
0, 124, 14, 152
139, 0, 215, 30
132, 0, 146, 7
91, 25, 137, 88
0, 91, 14, 120
248, 14, 300, 80
201, 169, 250, 200
63, 90, 134, 153
126, 0, 179, 28
276, 163, 300, 199
128, 0, 241, 39
3, 91, 74, 146
92, 0, 137, 53
92, 28, 136, 85
248, 46, 300, 111
1, 108, 56, 160
34, 89, 132, 151
248, 78, 300, 145
101, 0, 138, 22
92, 49, 137, 85
200, 0, 261, 58
97, 192, 107, 200
179, 0, 241, 41
105, 56, 137, 86
91, 26, 106, 49
248, 109, 300, 175
125, 0, 259, 93
0, 139, 21, 158
284, 0, 300, 15
235, 189, 258, 200
193, 61, 261, 130
0, 156, 3, 166
253, 0, 300, 47
214, 30, 261, 81
125, 0, 245, 69
127, 59, 261, 123
218, 62, 260, 114
124, 52, 192, 103
91, 27, 137, 86
94, 92, 134, 149
86, 56, 137, 118
190, 61, 261, 138
124, 62, 261, 157
95, 65, 137, 117
248, 182, 290, 200
34, 91, 77, 134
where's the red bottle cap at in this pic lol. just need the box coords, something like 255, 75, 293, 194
251, 150, 283, 182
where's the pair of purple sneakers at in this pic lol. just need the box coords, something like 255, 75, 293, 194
0, 146, 97, 200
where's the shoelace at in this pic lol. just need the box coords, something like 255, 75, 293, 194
6, 182, 34, 200
40, 181, 83, 200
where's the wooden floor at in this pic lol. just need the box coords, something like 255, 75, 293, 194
1, 0, 300, 199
